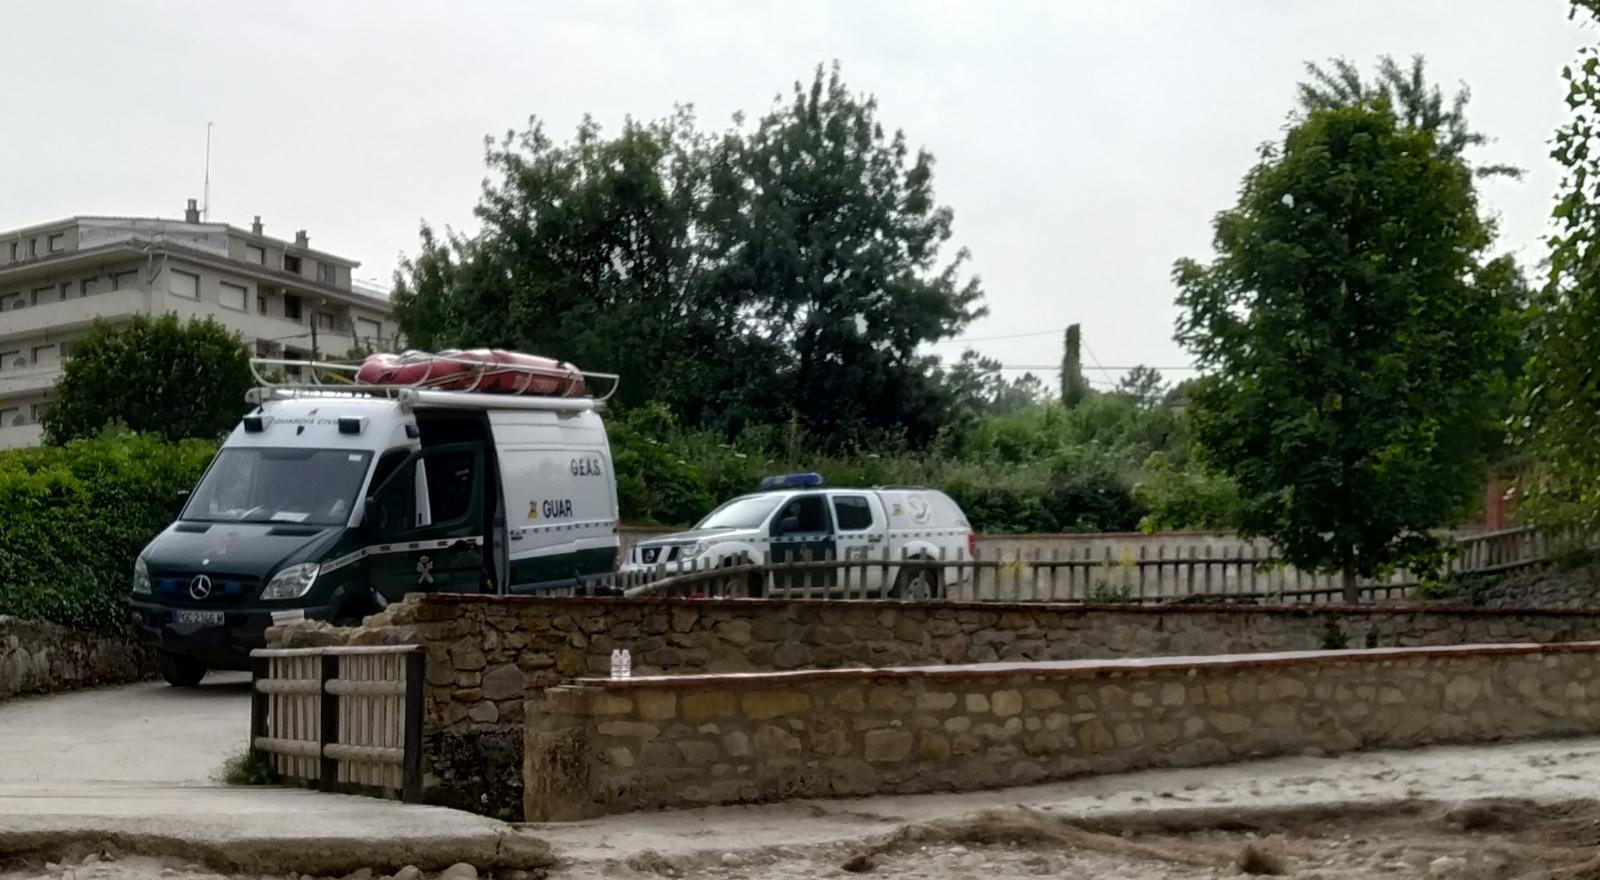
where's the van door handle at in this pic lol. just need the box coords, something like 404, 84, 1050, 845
510, 532, 525, 542
867, 535, 883, 543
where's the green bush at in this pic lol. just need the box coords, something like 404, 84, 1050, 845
605, 401, 1169, 533
0, 428, 216, 628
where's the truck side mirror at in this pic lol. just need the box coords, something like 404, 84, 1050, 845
778, 516, 800, 535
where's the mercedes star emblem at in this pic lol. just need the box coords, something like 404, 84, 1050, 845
189, 574, 213, 601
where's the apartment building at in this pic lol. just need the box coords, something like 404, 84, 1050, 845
0, 200, 395, 449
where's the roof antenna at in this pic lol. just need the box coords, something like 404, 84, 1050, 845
202, 121, 213, 221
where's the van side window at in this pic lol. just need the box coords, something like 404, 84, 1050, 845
832, 495, 874, 531
424, 450, 477, 524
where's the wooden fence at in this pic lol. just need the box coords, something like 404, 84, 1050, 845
249, 645, 424, 802
616, 526, 1573, 605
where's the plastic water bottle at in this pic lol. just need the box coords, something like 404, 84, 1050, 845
618, 649, 632, 679
610, 649, 623, 679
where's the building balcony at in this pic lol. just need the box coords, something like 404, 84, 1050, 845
0, 288, 150, 343
0, 422, 43, 450
0, 365, 62, 396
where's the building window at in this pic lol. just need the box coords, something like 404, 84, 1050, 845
355, 317, 383, 348
169, 271, 199, 300
112, 270, 139, 291
257, 294, 268, 315
59, 282, 71, 300
30, 403, 50, 423
30, 286, 54, 306
0, 351, 19, 370
32, 344, 59, 366
316, 262, 336, 285
7, 242, 15, 262
28, 239, 37, 259
283, 254, 302, 274
1, 293, 23, 311
219, 281, 248, 312
80, 277, 100, 297
283, 294, 302, 321
0, 407, 21, 428
48, 233, 64, 253
316, 311, 335, 331
246, 244, 266, 265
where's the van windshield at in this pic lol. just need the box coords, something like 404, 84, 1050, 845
695, 494, 785, 530
183, 447, 373, 527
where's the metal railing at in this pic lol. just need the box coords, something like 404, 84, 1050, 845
614, 526, 1576, 605
249, 645, 424, 802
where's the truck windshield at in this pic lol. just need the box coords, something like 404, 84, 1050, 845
695, 494, 785, 530
182, 448, 374, 527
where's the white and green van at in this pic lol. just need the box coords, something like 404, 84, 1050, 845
130, 356, 621, 686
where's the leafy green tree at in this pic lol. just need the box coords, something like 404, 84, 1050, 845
697, 63, 985, 446
1298, 54, 1521, 178
392, 111, 706, 411
1175, 99, 1518, 601
1519, 2, 1600, 530
394, 65, 983, 449
1061, 324, 1088, 407
1116, 365, 1168, 411
941, 350, 1047, 416
44, 314, 254, 445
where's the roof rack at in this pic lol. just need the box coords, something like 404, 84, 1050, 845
247, 353, 621, 403
873, 485, 930, 491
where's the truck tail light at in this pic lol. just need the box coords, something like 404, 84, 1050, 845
967, 531, 977, 558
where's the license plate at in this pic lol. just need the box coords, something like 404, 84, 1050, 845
174, 609, 224, 626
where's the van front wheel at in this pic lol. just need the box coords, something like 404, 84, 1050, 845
159, 652, 208, 688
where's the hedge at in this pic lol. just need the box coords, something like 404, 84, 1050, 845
0, 430, 215, 629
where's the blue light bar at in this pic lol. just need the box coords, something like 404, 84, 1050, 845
759, 472, 824, 491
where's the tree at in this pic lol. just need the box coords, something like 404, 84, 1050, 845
1518, 2, 1600, 530
941, 350, 1047, 416
1060, 324, 1088, 408
697, 63, 985, 446
392, 111, 707, 412
393, 64, 984, 449
1298, 54, 1521, 178
1116, 365, 1168, 411
1175, 99, 1518, 602
44, 314, 254, 445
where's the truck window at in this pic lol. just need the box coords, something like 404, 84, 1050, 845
831, 495, 874, 531
424, 450, 477, 524
773, 495, 830, 535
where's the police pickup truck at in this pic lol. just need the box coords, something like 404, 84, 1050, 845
622, 473, 974, 599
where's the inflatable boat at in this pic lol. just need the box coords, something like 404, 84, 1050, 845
354, 349, 587, 397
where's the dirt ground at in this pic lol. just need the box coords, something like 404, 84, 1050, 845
10, 799, 1600, 880
552, 800, 1600, 880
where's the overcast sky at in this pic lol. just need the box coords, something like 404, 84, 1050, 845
1, 1, 1587, 389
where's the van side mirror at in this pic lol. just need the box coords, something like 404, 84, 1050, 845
777, 516, 800, 535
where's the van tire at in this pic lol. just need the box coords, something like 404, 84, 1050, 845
160, 652, 208, 688
891, 559, 942, 601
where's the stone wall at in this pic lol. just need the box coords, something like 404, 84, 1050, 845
523, 641, 1600, 820
0, 616, 156, 701
270, 595, 1600, 818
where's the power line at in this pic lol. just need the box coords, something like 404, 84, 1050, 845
1079, 340, 1120, 387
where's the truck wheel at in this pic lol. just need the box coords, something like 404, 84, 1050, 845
891, 560, 942, 601
159, 652, 208, 688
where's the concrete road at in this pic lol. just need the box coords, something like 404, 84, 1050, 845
0, 676, 550, 875
0, 672, 251, 785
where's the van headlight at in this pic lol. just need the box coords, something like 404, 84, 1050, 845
132, 557, 151, 595
261, 563, 320, 600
